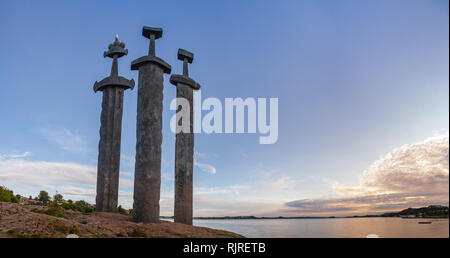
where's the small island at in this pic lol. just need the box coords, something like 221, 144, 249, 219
379, 205, 449, 219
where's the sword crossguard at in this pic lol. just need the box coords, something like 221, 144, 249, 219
170, 48, 200, 90
142, 26, 163, 56
177, 49, 194, 76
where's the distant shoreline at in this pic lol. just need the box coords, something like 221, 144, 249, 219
162, 216, 449, 220
161, 205, 449, 220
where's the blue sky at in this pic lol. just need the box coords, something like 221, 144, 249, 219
0, 0, 448, 216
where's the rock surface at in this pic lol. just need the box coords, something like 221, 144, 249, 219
0, 202, 243, 238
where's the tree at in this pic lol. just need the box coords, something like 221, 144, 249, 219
38, 190, 50, 205
0, 186, 12, 202
0, 186, 19, 203
10, 193, 19, 203
54, 193, 63, 204
74, 200, 94, 213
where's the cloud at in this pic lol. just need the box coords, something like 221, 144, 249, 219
194, 159, 217, 174
2, 133, 447, 216
194, 150, 210, 159
0, 158, 96, 188
0, 153, 133, 200
193, 150, 217, 174
283, 133, 449, 216
194, 185, 248, 195
334, 133, 449, 197
36, 127, 89, 154
238, 162, 300, 200
261, 176, 297, 192
58, 186, 96, 197
0, 152, 31, 160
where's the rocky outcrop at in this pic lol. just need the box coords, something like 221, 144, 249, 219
0, 202, 243, 238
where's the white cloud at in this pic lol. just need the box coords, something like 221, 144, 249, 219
0, 153, 133, 200
194, 150, 210, 159
37, 127, 88, 154
234, 162, 301, 200
194, 159, 217, 174
58, 186, 96, 197
332, 133, 449, 198
194, 185, 248, 195
0, 158, 96, 188
284, 133, 449, 215
261, 176, 297, 192
0, 151, 31, 160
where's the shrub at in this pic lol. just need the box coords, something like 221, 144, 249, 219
61, 200, 94, 214
32, 201, 67, 218
76, 200, 94, 213
118, 205, 129, 215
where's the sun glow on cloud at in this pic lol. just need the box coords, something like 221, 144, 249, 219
283, 133, 449, 216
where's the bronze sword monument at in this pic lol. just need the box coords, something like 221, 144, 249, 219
131, 27, 171, 222
94, 35, 134, 212
170, 49, 200, 225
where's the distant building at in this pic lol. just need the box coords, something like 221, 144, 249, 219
19, 197, 43, 205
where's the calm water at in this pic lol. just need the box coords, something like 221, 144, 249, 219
190, 218, 449, 238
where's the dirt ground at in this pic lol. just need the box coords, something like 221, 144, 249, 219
0, 202, 244, 238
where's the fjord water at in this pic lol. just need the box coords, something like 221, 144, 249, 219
192, 218, 449, 238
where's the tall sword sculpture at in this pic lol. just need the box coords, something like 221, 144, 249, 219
170, 49, 200, 225
131, 27, 171, 222
94, 35, 134, 212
